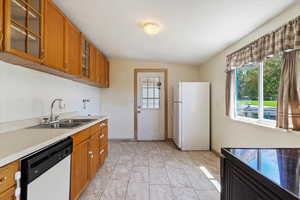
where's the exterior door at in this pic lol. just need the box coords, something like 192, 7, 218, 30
137, 72, 165, 140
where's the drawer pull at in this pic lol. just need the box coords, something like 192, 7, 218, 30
100, 149, 104, 154
0, 176, 7, 184
100, 134, 104, 139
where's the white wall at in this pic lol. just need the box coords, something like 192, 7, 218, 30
198, 2, 300, 153
100, 59, 200, 139
0, 61, 101, 123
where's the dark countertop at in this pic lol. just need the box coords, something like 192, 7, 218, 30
222, 148, 300, 199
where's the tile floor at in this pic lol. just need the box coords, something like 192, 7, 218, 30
79, 141, 220, 200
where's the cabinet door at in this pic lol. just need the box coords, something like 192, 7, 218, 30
99, 52, 105, 86
104, 57, 109, 88
95, 50, 100, 84
88, 133, 100, 179
81, 36, 90, 80
103, 122, 108, 158
44, 0, 64, 71
64, 19, 81, 76
89, 45, 97, 82
71, 140, 89, 200
0, 0, 3, 51
0, 187, 15, 200
4, 0, 43, 61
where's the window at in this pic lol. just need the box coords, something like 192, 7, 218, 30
141, 77, 161, 109
236, 64, 259, 119
235, 56, 282, 124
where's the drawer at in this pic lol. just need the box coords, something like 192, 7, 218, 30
0, 161, 19, 194
0, 186, 16, 200
72, 128, 91, 147
90, 123, 100, 134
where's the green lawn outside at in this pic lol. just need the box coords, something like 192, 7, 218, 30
238, 100, 277, 107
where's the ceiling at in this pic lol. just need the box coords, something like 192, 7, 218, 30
53, 0, 295, 65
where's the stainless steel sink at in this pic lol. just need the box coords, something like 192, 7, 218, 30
61, 119, 97, 123
28, 118, 97, 129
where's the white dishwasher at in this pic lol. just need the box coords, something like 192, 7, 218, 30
21, 138, 73, 200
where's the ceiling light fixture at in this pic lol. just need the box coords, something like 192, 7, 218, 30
142, 22, 161, 35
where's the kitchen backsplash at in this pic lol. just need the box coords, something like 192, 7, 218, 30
0, 61, 101, 123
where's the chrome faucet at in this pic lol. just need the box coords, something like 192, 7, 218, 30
50, 98, 65, 123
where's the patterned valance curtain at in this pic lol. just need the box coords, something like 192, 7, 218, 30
225, 16, 300, 118
226, 16, 300, 72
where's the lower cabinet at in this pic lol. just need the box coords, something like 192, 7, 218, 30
88, 127, 100, 179
0, 161, 20, 200
71, 120, 108, 200
0, 187, 16, 200
71, 139, 90, 200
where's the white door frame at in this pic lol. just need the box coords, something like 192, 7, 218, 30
134, 68, 168, 141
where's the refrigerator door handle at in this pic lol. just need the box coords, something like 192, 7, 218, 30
173, 101, 183, 103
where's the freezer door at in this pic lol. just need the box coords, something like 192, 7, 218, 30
173, 83, 182, 148
181, 82, 210, 150
173, 102, 182, 149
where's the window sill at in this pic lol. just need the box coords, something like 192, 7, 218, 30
230, 117, 300, 135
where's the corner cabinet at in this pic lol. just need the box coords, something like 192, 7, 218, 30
4, 0, 44, 62
44, 0, 64, 71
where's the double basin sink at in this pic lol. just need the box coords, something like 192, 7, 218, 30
29, 118, 98, 129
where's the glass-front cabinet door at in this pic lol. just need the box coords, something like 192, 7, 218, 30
5, 0, 43, 62
81, 36, 90, 79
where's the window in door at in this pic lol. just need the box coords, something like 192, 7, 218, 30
141, 77, 161, 109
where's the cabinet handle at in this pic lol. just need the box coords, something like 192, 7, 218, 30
100, 149, 104, 154
100, 134, 104, 139
0, 176, 7, 184
88, 151, 94, 158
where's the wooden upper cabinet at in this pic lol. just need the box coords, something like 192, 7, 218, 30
103, 56, 110, 88
0, 0, 3, 51
95, 50, 100, 84
64, 19, 81, 76
89, 44, 97, 82
81, 35, 90, 80
4, 0, 44, 62
44, 0, 64, 71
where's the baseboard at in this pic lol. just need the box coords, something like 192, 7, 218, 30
109, 138, 136, 142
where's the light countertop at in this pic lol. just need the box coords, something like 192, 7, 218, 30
0, 116, 108, 167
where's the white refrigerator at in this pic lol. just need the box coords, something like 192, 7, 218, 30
173, 82, 210, 151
